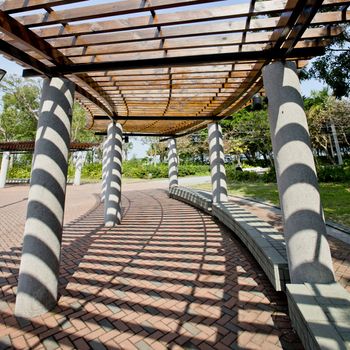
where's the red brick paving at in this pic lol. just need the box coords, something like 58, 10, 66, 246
0, 183, 101, 251
0, 185, 303, 349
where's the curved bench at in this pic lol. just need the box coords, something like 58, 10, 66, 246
169, 186, 212, 214
287, 283, 350, 350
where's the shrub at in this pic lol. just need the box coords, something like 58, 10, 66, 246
123, 161, 209, 179
81, 163, 103, 179
226, 166, 262, 182
226, 165, 277, 183
8, 165, 31, 179
316, 164, 350, 182
261, 167, 277, 183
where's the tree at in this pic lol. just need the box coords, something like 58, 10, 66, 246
305, 89, 350, 162
145, 137, 167, 163
177, 129, 208, 163
70, 102, 101, 143
0, 75, 41, 141
302, 26, 350, 99
123, 141, 133, 161
0, 75, 100, 143
221, 105, 272, 165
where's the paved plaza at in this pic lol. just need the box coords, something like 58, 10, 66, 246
0, 180, 349, 349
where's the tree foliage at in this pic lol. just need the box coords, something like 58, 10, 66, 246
70, 102, 100, 143
307, 50, 350, 99
302, 27, 350, 98
0, 75, 41, 141
143, 137, 168, 162
305, 89, 350, 162
220, 105, 272, 165
0, 75, 100, 143
177, 129, 208, 162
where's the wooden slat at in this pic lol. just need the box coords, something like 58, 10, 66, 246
45, 11, 348, 51
32, 0, 292, 38
0, 9, 119, 116
46, 17, 282, 48
16, 0, 227, 26
0, 0, 87, 13
57, 27, 338, 59
25, 46, 323, 76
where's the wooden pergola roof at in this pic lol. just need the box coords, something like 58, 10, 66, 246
0, 141, 99, 152
0, 0, 348, 136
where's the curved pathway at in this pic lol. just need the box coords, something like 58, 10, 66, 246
0, 184, 302, 349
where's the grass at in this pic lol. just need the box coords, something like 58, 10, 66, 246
193, 182, 350, 227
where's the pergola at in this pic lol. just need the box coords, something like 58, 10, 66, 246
0, 141, 98, 152
0, 0, 348, 135
0, 1, 349, 346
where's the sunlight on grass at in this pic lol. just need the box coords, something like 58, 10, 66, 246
193, 182, 350, 227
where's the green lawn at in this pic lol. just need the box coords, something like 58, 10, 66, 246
193, 182, 350, 227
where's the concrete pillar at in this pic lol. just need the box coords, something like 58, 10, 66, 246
101, 139, 108, 202
15, 77, 75, 318
208, 123, 228, 203
330, 122, 343, 165
167, 138, 178, 189
0, 152, 10, 188
104, 123, 123, 227
73, 151, 86, 186
262, 61, 335, 284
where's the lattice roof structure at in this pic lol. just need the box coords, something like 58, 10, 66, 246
0, 0, 349, 136
0, 141, 99, 152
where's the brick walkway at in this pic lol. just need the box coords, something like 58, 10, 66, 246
0, 184, 302, 349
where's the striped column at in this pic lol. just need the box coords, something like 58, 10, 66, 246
208, 123, 228, 203
0, 151, 10, 188
263, 61, 335, 284
101, 138, 108, 202
167, 138, 178, 189
104, 122, 123, 227
15, 77, 75, 317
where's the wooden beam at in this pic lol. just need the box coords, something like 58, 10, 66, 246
0, 9, 115, 116
0, 39, 55, 76
17, 0, 227, 27
0, 0, 87, 13
210, 0, 313, 117
94, 115, 222, 121
22, 46, 325, 77
95, 132, 176, 137
30, 0, 293, 38
0, 42, 111, 118
28, 0, 346, 39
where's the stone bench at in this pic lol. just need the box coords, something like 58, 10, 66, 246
169, 186, 212, 214
212, 202, 290, 291
287, 283, 350, 350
